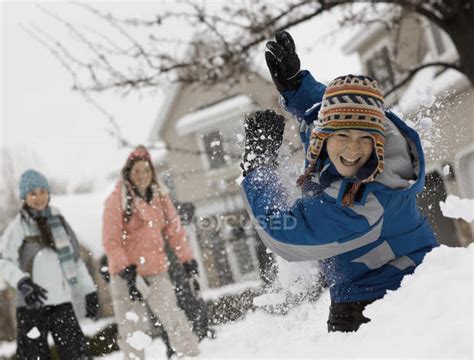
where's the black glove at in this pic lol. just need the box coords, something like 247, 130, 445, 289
265, 31, 302, 92
17, 277, 48, 310
183, 260, 199, 278
183, 260, 201, 297
85, 292, 100, 319
99, 255, 110, 283
119, 264, 143, 302
241, 110, 286, 176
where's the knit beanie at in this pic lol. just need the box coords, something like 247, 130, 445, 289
19, 169, 51, 199
298, 74, 386, 206
126, 145, 152, 164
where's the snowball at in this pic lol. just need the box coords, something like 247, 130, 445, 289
126, 330, 152, 351
405, 119, 416, 129
246, 153, 256, 161
212, 56, 225, 67
442, 165, 450, 176
125, 311, 139, 323
439, 195, 474, 222
419, 117, 433, 130
139, 256, 146, 264
417, 86, 436, 108
253, 293, 287, 306
422, 139, 433, 149
235, 174, 244, 185
27, 327, 41, 339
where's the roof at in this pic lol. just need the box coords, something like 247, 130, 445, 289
342, 22, 386, 55
175, 94, 255, 136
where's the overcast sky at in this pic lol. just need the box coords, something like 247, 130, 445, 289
1, 1, 360, 192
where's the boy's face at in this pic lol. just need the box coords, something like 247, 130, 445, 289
130, 160, 153, 193
25, 188, 49, 211
326, 129, 374, 177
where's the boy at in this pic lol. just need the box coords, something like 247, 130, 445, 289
241, 32, 437, 332
0, 169, 98, 359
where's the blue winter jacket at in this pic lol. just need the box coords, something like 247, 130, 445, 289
242, 71, 438, 303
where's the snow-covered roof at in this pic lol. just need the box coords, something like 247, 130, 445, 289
342, 22, 385, 55
396, 65, 471, 115
175, 94, 255, 136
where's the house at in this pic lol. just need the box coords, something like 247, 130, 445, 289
342, 11, 473, 246
148, 71, 304, 290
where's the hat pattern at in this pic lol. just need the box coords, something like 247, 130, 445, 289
299, 75, 387, 206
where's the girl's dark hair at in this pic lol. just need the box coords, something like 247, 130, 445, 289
121, 156, 157, 187
121, 156, 158, 222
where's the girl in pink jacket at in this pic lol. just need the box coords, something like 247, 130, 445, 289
103, 145, 199, 359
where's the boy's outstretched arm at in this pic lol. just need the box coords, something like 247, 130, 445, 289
265, 31, 326, 120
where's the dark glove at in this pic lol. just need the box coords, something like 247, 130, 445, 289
99, 255, 110, 283
85, 292, 100, 319
119, 264, 143, 302
183, 260, 201, 297
241, 110, 286, 176
183, 260, 199, 278
265, 31, 302, 92
190, 278, 200, 294
17, 277, 48, 310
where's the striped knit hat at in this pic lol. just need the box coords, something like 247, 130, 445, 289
297, 74, 386, 206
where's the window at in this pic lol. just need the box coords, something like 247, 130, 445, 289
202, 130, 227, 169
429, 22, 445, 56
454, 148, 474, 246
366, 46, 396, 92
200, 127, 242, 171
456, 150, 474, 198
417, 171, 460, 247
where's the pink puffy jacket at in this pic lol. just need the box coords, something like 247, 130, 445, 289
102, 182, 194, 276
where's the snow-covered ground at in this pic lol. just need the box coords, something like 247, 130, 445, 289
0, 243, 472, 359
96, 244, 472, 359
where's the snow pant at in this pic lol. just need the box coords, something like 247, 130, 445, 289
110, 272, 199, 359
16, 302, 90, 360
327, 299, 376, 333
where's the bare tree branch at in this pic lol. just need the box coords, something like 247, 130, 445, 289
384, 61, 462, 97
26, 0, 472, 151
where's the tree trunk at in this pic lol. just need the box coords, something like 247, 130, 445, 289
444, 5, 474, 85
417, 0, 474, 85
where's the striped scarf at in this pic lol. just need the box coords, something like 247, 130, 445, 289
27, 206, 78, 285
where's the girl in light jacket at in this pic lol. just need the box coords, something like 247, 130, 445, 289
0, 169, 98, 359
103, 145, 199, 359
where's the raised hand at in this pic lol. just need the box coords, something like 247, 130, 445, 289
265, 31, 302, 92
241, 110, 285, 176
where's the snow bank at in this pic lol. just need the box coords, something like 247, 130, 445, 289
126, 330, 152, 351
200, 245, 473, 359
440, 195, 474, 223
100, 244, 473, 359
